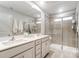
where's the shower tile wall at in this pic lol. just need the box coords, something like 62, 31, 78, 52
63, 20, 76, 47
49, 18, 76, 47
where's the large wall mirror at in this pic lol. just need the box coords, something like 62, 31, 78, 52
0, 1, 41, 38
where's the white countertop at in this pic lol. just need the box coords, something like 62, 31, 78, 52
0, 34, 49, 52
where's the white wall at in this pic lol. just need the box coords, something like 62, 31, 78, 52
40, 11, 50, 35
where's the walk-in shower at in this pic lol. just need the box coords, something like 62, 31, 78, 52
48, 9, 79, 57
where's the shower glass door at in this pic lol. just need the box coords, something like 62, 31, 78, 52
49, 14, 78, 57
62, 16, 76, 47
52, 15, 76, 49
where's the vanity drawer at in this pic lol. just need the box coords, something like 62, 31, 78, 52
42, 37, 49, 42
0, 41, 34, 58
35, 39, 41, 45
36, 45, 41, 55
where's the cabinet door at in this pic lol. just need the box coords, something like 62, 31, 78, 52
24, 48, 34, 58
36, 54, 41, 58
46, 40, 49, 53
42, 42, 47, 57
42, 40, 49, 57
14, 53, 24, 58
35, 44, 41, 58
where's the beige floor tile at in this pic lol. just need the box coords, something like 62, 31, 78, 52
46, 44, 78, 58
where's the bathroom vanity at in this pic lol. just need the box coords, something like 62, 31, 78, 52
0, 35, 50, 58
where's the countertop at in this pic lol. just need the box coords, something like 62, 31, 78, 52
0, 34, 49, 52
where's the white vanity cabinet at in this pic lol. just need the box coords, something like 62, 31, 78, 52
0, 35, 50, 58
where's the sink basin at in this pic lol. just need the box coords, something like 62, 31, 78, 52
2, 39, 26, 45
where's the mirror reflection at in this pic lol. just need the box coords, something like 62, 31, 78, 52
0, 1, 41, 38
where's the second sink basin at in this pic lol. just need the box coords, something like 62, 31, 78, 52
2, 39, 27, 46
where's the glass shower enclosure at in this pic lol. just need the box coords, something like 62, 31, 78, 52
49, 13, 78, 57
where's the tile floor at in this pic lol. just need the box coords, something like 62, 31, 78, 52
46, 44, 78, 58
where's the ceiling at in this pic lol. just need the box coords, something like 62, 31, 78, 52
0, 1, 78, 18
0, 1, 41, 19
35, 1, 78, 17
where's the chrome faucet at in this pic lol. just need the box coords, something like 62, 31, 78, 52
8, 33, 15, 41
11, 36, 15, 41
9, 36, 15, 41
